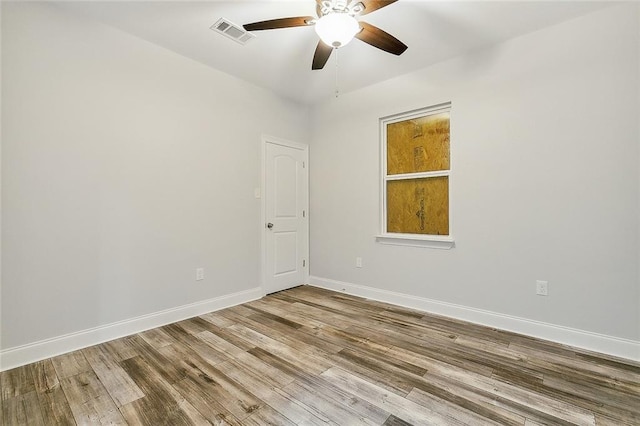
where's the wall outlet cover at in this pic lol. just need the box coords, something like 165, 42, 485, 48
536, 280, 548, 296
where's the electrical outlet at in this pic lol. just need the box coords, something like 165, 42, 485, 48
356, 257, 362, 268
196, 268, 204, 281
536, 280, 548, 296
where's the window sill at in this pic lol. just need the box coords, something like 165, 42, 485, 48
375, 233, 455, 250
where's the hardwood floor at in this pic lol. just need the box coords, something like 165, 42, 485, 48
2, 285, 639, 425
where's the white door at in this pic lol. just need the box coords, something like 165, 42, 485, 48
263, 138, 308, 294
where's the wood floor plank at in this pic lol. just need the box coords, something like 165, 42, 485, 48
574, 350, 640, 371
410, 352, 576, 425
374, 315, 464, 346
161, 323, 229, 366
195, 330, 246, 358
247, 346, 392, 425
321, 366, 467, 425
126, 335, 188, 384
118, 356, 204, 426
102, 336, 140, 362
540, 375, 640, 424
407, 386, 504, 426
1, 366, 36, 400
285, 299, 386, 333
244, 305, 304, 329
2, 391, 46, 426
170, 375, 243, 426
30, 360, 59, 394
35, 384, 76, 426
296, 321, 393, 357
334, 346, 527, 426
417, 370, 527, 426
244, 297, 325, 327
241, 405, 297, 426
345, 323, 496, 377
316, 377, 398, 423
199, 311, 237, 329
51, 350, 92, 380
426, 360, 598, 425
382, 414, 413, 426
195, 322, 256, 352
247, 296, 343, 332
594, 412, 639, 426
163, 386, 212, 426
524, 419, 547, 426
222, 351, 295, 389
173, 317, 213, 336
224, 323, 333, 375
281, 379, 380, 425
244, 309, 344, 354
18, 360, 76, 425
327, 348, 415, 396
82, 344, 144, 407
383, 344, 494, 378
157, 343, 266, 422
139, 327, 176, 349
519, 348, 640, 398
293, 296, 385, 325
60, 371, 126, 425
216, 359, 331, 426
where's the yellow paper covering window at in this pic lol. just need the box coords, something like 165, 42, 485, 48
387, 177, 449, 235
387, 112, 450, 175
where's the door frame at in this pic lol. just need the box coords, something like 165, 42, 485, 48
260, 134, 309, 296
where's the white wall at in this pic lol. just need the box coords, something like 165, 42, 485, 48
1, 2, 308, 351
310, 4, 640, 343
637, 3, 640, 348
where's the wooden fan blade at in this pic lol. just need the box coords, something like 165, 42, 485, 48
243, 16, 315, 31
315, 0, 323, 17
355, 21, 407, 55
357, 0, 398, 16
312, 41, 333, 70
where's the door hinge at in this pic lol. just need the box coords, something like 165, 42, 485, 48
303, 259, 306, 267
303, 161, 305, 168
303, 210, 306, 218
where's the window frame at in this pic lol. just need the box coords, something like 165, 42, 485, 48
376, 103, 455, 249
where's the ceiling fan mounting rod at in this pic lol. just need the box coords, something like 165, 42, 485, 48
319, 0, 363, 17
334, 0, 348, 9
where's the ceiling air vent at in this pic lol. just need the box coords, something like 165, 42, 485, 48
211, 18, 255, 45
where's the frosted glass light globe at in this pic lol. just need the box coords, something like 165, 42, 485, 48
315, 13, 360, 48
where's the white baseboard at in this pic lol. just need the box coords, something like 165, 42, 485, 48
309, 276, 640, 362
0, 287, 263, 371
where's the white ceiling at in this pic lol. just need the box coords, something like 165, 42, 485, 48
55, 1, 617, 105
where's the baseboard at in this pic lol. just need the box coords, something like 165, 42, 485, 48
309, 276, 640, 362
0, 287, 263, 371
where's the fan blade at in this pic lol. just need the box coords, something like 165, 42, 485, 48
316, 0, 323, 17
243, 16, 315, 31
357, 0, 398, 16
355, 21, 407, 55
312, 41, 333, 70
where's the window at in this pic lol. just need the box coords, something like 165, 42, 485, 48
377, 103, 454, 249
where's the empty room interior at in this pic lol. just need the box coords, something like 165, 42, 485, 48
1, 0, 639, 424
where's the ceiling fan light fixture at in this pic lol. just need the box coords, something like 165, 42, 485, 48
314, 13, 360, 48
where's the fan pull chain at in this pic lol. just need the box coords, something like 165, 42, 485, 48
335, 48, 340, 98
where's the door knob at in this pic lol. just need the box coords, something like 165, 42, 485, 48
267, 222, 274, 229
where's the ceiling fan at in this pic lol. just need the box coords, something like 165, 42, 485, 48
243, 0, 407, 70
